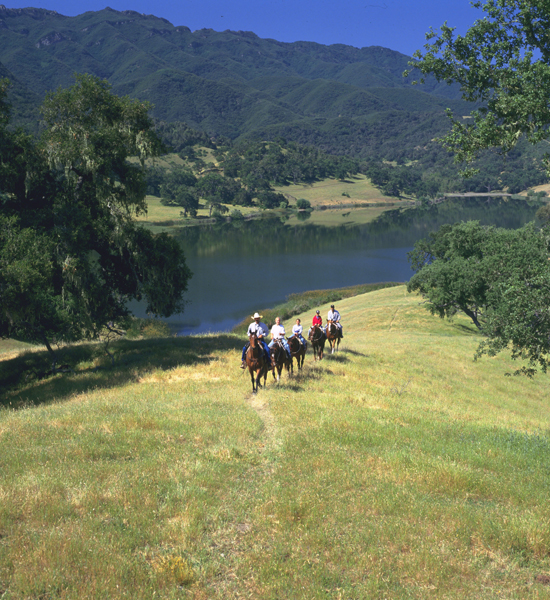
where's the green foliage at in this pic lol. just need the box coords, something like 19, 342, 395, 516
536, 203, 550, 224
408, 221, 550, 375
229, 208, 244, 220
257, 190, 288, 209
296, 198, 312, 210
0, 75, 192, 359
407, 0, 550, 176
220, 139, 358, 186
158, 168, 198, 216
153, 120, 218, 152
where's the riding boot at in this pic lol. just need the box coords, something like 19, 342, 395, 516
240, 360, 246, 369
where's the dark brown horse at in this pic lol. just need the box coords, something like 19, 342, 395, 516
308, 325, 326, 361
288, 335, 307, 370
270, 340, 292, 381
325, 320, 341, 354
245, 333, 269, 393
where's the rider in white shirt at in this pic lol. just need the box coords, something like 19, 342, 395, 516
327, 304, 343, 338
241, 312, 272, 368
269, 316, 291, 359
292, 318, 306, 346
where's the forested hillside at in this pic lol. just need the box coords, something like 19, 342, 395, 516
1, 5, 547, 195
0, 6, 467, 154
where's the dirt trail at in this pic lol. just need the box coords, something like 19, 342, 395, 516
205, 392, 282, 597
247, 392, 282, 456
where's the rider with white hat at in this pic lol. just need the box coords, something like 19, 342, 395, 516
241, 312, 272, 368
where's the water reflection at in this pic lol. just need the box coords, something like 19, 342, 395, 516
153, 198, 543, 335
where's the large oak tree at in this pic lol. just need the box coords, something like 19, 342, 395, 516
405, 1, 550, 375
0, 75, 192, 367
408, 221, 550, 376
406, 0, 550, 174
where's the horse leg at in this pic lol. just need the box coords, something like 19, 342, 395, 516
250, 368, 257, 394
256, 370, 262, 391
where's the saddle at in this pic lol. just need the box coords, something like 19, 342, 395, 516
274, 338, 287, 351
274, 338, 291, 359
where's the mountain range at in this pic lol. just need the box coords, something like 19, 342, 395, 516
0, 5, 470, 158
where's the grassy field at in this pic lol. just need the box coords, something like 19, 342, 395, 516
134, 171, 405, 230
2, 287, 550, 599
134, 195, 260, 230
274, 174, 399, 207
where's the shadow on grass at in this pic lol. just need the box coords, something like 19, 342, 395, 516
340, 348, 368, 357
324, 354, 350, 363
453, 323, 480, 336
1, 334, 243, 410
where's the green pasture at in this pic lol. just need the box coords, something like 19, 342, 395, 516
135, 169, 404, 230
2, 286, 550, 598
136, 194, 393, 230
135, 195, 259, 229
274, 174, 400, 206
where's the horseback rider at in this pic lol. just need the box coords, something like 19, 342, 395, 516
327, 304, 343, 338
308, 309, 323, 337
240, 312, 273, 369
269, 316, 292, 360
292, 318, 306, 346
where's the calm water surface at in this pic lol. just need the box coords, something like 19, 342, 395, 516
142, 199, 542, 335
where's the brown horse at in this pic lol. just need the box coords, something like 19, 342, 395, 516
288, 335, 306, 370
270, 340, 292, 381
245, 333, 269, 393
308, 325, 326, 361
325, 320, 341, 354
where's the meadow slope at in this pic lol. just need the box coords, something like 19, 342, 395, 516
1, 286, 550, 599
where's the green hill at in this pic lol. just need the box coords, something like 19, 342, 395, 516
1, 286, 550, 598
0, 6, 470, 157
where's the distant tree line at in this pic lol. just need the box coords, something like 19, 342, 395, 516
150, 118, 548, 206
220, 139, 359, 185
146, 138, 359, 215
364, 138, 548, 200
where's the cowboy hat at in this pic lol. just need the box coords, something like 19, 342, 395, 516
251, 312, 263, 319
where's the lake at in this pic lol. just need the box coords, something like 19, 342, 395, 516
136, 198, 543, 335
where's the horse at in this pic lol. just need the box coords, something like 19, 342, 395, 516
308, 325, 326, 361
325, 319, 341, 354
288, 334, 306, 370
245, 333, 269, 393
270, 339, 292, 382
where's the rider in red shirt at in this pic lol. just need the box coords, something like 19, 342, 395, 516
309, 309, 323, 337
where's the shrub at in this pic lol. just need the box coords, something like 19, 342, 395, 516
296, 198, 312, 210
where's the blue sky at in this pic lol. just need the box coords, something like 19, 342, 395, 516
4, 0, 481, 57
